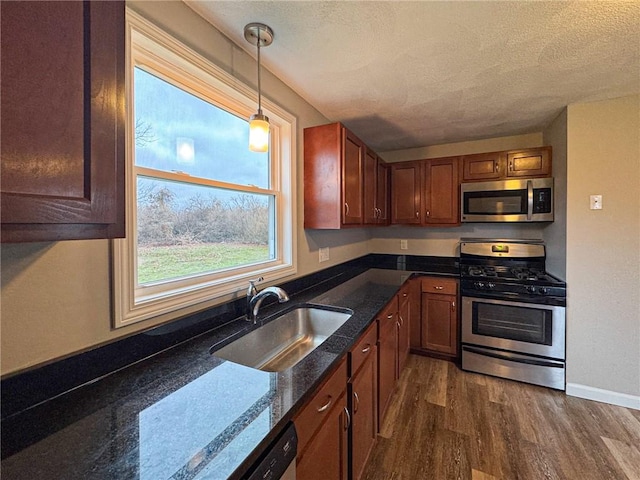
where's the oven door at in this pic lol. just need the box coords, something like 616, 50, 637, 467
461, 296, 565, 360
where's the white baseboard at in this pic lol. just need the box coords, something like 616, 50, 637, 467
566, 383, 640, 410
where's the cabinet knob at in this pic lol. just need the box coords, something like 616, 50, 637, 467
434, 285, 444, 290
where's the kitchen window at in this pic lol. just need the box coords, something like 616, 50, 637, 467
113, 11, 296, 327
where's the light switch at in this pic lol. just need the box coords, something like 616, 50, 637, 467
590, 195, 603, 210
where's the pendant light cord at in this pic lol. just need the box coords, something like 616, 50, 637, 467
257, 27, 262, 114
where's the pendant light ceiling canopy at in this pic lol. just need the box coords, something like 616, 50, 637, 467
244, 22, 273, 153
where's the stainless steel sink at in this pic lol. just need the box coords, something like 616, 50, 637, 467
211, 304, 352, 372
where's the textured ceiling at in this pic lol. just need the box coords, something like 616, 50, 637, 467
184, 1, 640, 151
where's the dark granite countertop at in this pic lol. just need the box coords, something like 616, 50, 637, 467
1, 262, 457, 480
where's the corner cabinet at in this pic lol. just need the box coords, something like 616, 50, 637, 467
391, 158, 460, 226
0, 1, 125, 242
304, 123, 364, 228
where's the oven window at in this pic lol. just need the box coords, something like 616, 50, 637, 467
465, 190, 526, 215
472, 302, 552, 345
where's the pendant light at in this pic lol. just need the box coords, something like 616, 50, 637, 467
244, 22, 273, 153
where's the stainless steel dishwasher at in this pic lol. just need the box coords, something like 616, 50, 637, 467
246, 422, 297, 480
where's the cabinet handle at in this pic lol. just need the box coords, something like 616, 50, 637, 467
353, 391, 360, 414
415, 211, 419, 218
509, 161, 513, 170
317, 396, 332, 413
403, 292, 408, 297
344, 202, 350, 216
452, 301, 456, 310
426, 210, 430, 217
496, 162, 500, 173
398, 314, 404, 326
387, 313, 393, 319
343, 406, 351, 430
434, 285, 444, 290
361, 344, 371, 354
396, 320, 401, 329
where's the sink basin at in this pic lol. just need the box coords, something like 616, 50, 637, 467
212, 304, 352, 372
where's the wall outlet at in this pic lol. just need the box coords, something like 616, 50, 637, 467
319, 247, 330, 262
400, 239, 408, 250
590, 194, 603, 210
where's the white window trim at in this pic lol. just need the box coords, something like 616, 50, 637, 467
113, 10, 297, 328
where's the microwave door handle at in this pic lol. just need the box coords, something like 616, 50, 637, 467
527, 180, 533, 220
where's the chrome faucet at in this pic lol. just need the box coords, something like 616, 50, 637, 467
246, 281, 290, 323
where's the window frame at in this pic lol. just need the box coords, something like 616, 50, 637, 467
113, 10, 296, 328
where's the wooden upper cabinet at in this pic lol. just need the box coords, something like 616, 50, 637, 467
363, 148, 378, 225
423, 157, 460, 225
342, 130, 364, 224
304, 123, 365, 228
376, 161, 389, 224
390, 161, 421, 224
461, 151, 505, 182
1, 1, 125, 242
462, 147, 552, 182
507, 147, 552, 178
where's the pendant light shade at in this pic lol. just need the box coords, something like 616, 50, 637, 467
244, 23, 273, 153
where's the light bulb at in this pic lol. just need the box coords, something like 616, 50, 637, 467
249, 114, 269, 152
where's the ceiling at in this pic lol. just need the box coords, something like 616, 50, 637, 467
184, 1, 640, 152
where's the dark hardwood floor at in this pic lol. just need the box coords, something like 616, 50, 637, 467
363, 355, 640, 480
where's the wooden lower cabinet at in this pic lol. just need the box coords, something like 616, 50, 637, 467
296, 392, 349, 480
377, 296, 399, 426
420, 277, 459, 358
349, 342, 378, 480
295, 359, 349, 480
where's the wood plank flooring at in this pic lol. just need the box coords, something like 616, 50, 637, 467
363, 355, 640, 480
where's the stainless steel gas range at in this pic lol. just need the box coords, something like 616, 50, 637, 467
459, 239, 567, 390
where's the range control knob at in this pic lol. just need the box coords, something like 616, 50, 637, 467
526, 285, 537, 294
539, 287, 549, 295
474, 282, 485, 289
487, 282, 496, 289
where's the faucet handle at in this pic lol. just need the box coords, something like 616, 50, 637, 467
247, 277, 264, 297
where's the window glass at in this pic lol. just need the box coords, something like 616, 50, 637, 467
136, 177, 274, 285
134, 68, 269, 188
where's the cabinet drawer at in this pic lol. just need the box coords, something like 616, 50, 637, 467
349, 322, 377, 377
295, 357, 347, 452
421, 277, 458, 295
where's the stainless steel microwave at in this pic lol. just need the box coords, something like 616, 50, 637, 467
460, 178, 554, 222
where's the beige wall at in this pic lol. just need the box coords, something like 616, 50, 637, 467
372, 133, 547, 257
0, 2, 370, 376
542, 109, 568, 279
565, 95, 640, 398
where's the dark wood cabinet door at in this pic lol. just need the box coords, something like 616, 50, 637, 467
363, 148, 378, 224
342, 130, 363, 225
350, 346, 377, 480
461, 151, 505, 182
390, 161, 421, 224
507, 147, 552, 178
1, 1, 125, 242
377, 315, 397, 427
297, 393, 349, 480
376, 161, 389, 224
423, 157, 460, 225
397, 288, 411, 373
421, 293, 458, 356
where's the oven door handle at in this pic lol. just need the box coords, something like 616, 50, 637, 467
463, 346, 564, 368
